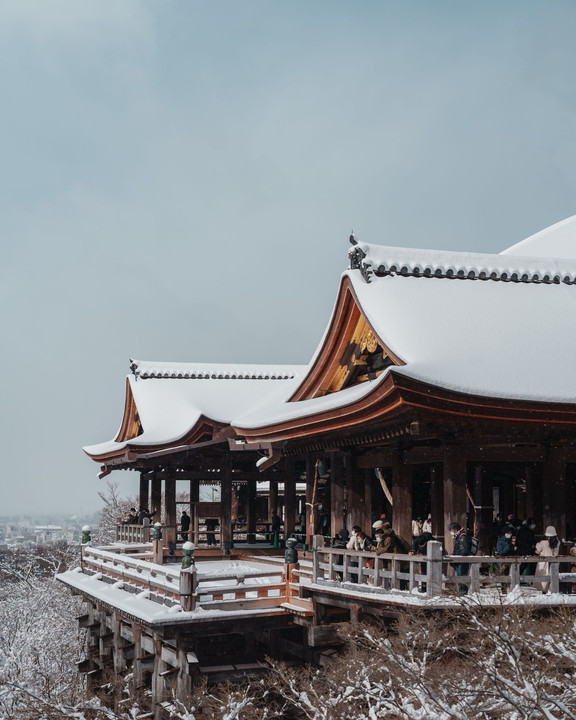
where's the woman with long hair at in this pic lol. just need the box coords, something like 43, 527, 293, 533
535, 525, 560, 593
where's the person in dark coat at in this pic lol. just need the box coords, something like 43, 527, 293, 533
493, 513, 505, 546
205, 518, 218, 546
180, 510, 190, 541
516, 518, 537, 576
496, 524, 516, 575
409, 531, 436, 593
409, 531, 435, 556
449, 522, 472, 593
496, 526, 515, 557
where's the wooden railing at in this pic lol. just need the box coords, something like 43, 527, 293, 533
115, 523, 150, 544
313, 542, 576, 597
81, 546, 289, 612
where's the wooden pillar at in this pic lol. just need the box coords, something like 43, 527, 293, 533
473, 465, 493, 556
330, 452, 345, 535
220, 462, 232, 550
363, 468, 372, 533
268, 481, 278, 522
151, 473, 162, 522
443, 445, 467, 550
246, 478, 256, 543
347, 454, 372, 533
542, 446, 566, 541
176, 647, 192, 701
131, 623, 143, 693
139, 473, 149, 512
391, 452, 412, 545
189, 479, 199, 504
284, 461, 296, 540
164, 473, 176, 544
430, 465, 444, 542
306, 454, 314, 546
151, 634, 167, 706
524, 464, 539, 523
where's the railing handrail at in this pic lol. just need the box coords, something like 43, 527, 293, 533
82, 545, 288, 610
314, 543, 576, 597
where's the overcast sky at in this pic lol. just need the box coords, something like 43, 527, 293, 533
2, 0, 576, 517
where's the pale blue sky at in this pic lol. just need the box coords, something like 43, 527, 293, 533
2, 1, 576, 514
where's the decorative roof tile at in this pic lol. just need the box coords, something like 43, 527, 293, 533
130, 359, 300, 381
348, 238, 576, 285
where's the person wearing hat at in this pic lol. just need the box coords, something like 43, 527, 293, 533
535, 525, 560, 592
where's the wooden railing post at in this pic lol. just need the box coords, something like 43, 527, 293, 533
152, 523, 163, 564
509, 561, 520, 592
372, 556, 381, 587
470, 562, 480, 593
426, 541, 443, 598
391, 556, 399, 590
312, 549, 320, 583
179, 565, 197, 611
550, 561, 560, 594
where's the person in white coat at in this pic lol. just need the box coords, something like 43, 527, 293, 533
535, 525, 560, 592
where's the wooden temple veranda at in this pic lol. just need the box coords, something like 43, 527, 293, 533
58, 216, 576, 716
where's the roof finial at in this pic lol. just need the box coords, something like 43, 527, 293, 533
349, 230, 357, 246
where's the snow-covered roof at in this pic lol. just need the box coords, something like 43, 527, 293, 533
84, 363, 306, 457
501, 214, 576, 260
350, 260, 576, 403
235, 230, 576, 429
86, 216, 576, 457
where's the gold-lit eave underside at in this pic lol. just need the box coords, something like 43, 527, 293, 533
320, 312, 394, 395
289, 278, 404, 402
115, 382, 144, 443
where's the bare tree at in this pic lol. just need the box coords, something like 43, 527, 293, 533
93, 481, 138, 546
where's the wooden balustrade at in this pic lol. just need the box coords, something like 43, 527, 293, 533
313, 542, 576, 597
116, 523, 151, 544
81, 546, 289, 612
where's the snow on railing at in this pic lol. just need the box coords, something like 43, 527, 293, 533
81, 546, 290, 612
313, 542, 576, 598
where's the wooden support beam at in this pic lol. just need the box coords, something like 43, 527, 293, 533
330, 453, 345, 536
246, 478, 256, 543
403, 447, 444, 465
165, 474, 177, 544
347, 454, 372, 534
151, 473, 162, 521
472, 465, 493, 556
391, 451, 412, 545
139, 473, 149, 513
443, 445, 467, 548
306, 455, 314, 546
284, 461, 296, 539
220, 461, 232, 550
355, 450, 396, 469
542, 446, 567, 541
268, 480, 278, 523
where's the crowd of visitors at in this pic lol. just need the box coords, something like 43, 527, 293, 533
121, 506, 156, 525
327, 510, 576, 595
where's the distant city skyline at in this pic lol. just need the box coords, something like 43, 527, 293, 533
2, 1, 576, 514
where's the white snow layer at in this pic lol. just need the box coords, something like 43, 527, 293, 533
86, 216, 576, 453
501, 214, 576, 259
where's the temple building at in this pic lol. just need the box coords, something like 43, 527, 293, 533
84, 215, 576, 549
59, 216, 576, 714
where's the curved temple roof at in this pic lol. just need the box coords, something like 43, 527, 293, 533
85, 216, 576, 460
